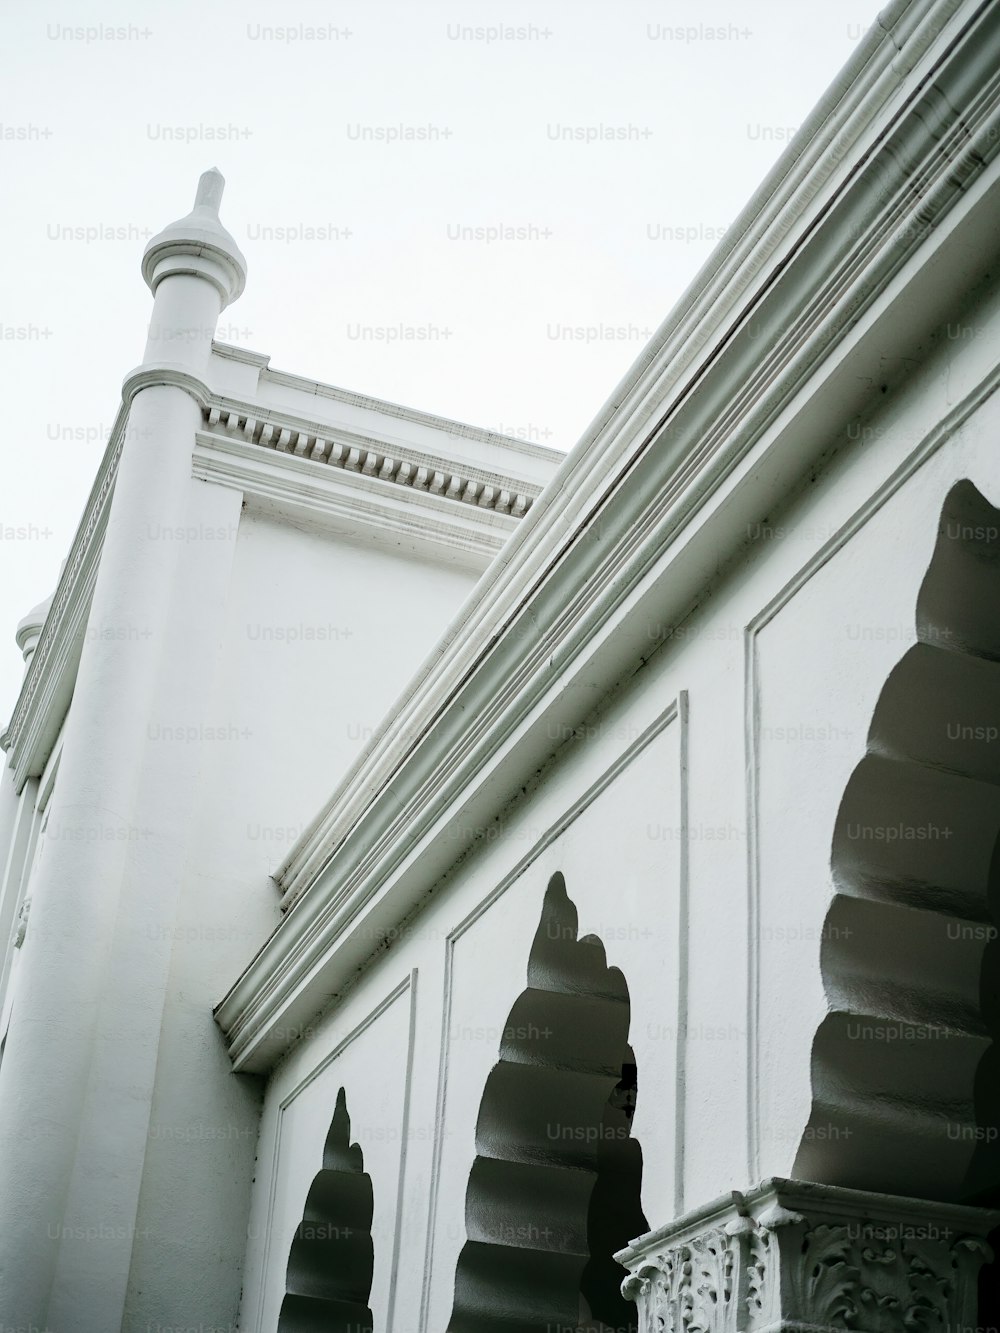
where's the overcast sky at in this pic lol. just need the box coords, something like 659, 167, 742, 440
0, 0, 878, 718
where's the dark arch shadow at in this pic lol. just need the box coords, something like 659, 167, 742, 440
448, 872, 647, 1333
277, 1086, 375, 1333
796, 478, 1000, 1204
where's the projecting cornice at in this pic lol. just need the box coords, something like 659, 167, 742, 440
193, 432, 518, 567
198, 398, 538, 518
215, 0, 1000, 1071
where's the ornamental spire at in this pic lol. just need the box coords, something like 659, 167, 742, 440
141, 167, 247, 308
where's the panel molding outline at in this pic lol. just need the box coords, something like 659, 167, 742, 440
248, 969, 418, 1333
416, 694, 688, 1333
742, 356, 1000, 1178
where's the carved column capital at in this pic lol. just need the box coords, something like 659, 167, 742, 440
615, 1178, 998, 1333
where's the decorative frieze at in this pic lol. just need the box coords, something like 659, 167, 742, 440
617, 1178, 998, 1333
203, 402, 535, 517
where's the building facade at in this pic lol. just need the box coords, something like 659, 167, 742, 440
2, 1, 1000, 1329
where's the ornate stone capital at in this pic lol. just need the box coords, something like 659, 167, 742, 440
616, 1178, 998, 1333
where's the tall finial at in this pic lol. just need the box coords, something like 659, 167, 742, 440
194, 168, 225, 215
141, 167, 246, 307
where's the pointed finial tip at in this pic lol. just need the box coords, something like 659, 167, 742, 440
194, 167, 225, 214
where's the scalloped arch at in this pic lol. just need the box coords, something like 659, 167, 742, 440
796, 479, 1000, 1202
447, 872, 647, 1333
277, 1086, 375, 1333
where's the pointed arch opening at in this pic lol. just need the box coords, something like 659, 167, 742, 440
448, 872, 647, 1333
798, 479, 1000, 1204
277, 1086, 375, 1333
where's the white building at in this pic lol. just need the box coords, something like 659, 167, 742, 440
2, 2, 1000, 1330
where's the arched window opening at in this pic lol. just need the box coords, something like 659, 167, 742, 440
277, 1086, 374, 1333
448, 872, 647, 1333
799, 480, 1000, 1203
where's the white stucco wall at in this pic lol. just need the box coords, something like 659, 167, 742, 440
238, 264, 1000, 1329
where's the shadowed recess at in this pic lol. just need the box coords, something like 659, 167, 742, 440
277, 1086, 374, 1333
796, 479, 1000, 1204
447, 871, 647, 1333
